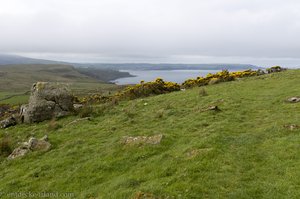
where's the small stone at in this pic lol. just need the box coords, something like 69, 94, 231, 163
41, 135, 49, 141
145, 134, 164, 145
284, 124, 300, 131
287, 97, 300, 103
73, 104, 83, 110
28, 137, 51, 151
186, 148, 213, 159
7, 148, 29, 159
122, 134, 164, 145
207, 106, 221, 111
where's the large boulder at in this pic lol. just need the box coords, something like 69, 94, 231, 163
20, 82, 74, 123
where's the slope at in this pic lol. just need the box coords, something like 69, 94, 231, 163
0, 70, 300, 198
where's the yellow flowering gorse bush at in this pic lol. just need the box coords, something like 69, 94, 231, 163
182, 69, 262, 88
115, 78, 181, 100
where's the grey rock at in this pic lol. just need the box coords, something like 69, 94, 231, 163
41, 135, 49, 142
20, 82, 74, 123
73, 104, 83, 111
284, 124, 300, 130
7, 147, 29, 159
0, 116, 17, 129
287, 97, 300, 103
207, 106, 221, 111
28, 137, 51, 151
8, 136, 51, 159
122, 134, 164, 145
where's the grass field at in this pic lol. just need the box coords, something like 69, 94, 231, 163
0, 70, 300, 198
0, 91, 30, 105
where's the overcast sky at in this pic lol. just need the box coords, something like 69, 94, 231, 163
1, 0, 300, 67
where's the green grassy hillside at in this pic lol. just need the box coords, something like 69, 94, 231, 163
0, 64, 124, 104
0, 70, 300, 198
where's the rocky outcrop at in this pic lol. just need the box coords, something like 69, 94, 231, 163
20, 82, 74, 123
8, 136, 51, 159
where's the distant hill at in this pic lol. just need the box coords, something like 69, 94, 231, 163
0, 54, 65, 65
0, 55, 132, 84
0, 64, 98, 91
0, 54, 261, 70
74, 63, 262, 70
0, 64, 130, 92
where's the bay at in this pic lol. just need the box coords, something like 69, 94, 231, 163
112, 69, 223, 85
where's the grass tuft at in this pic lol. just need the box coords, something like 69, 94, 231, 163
0, 136, 13, 157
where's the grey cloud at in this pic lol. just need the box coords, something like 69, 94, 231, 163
1, 0, 300, 66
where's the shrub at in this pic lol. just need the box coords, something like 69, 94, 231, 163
115, 78, 181, 100
79, 94, 109, 104
208, 77, 221, 85
230, 69, 259, 78
182, 69, 260, 88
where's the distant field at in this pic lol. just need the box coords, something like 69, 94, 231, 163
0, 64, 125, 104
0, 91, 29, 105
